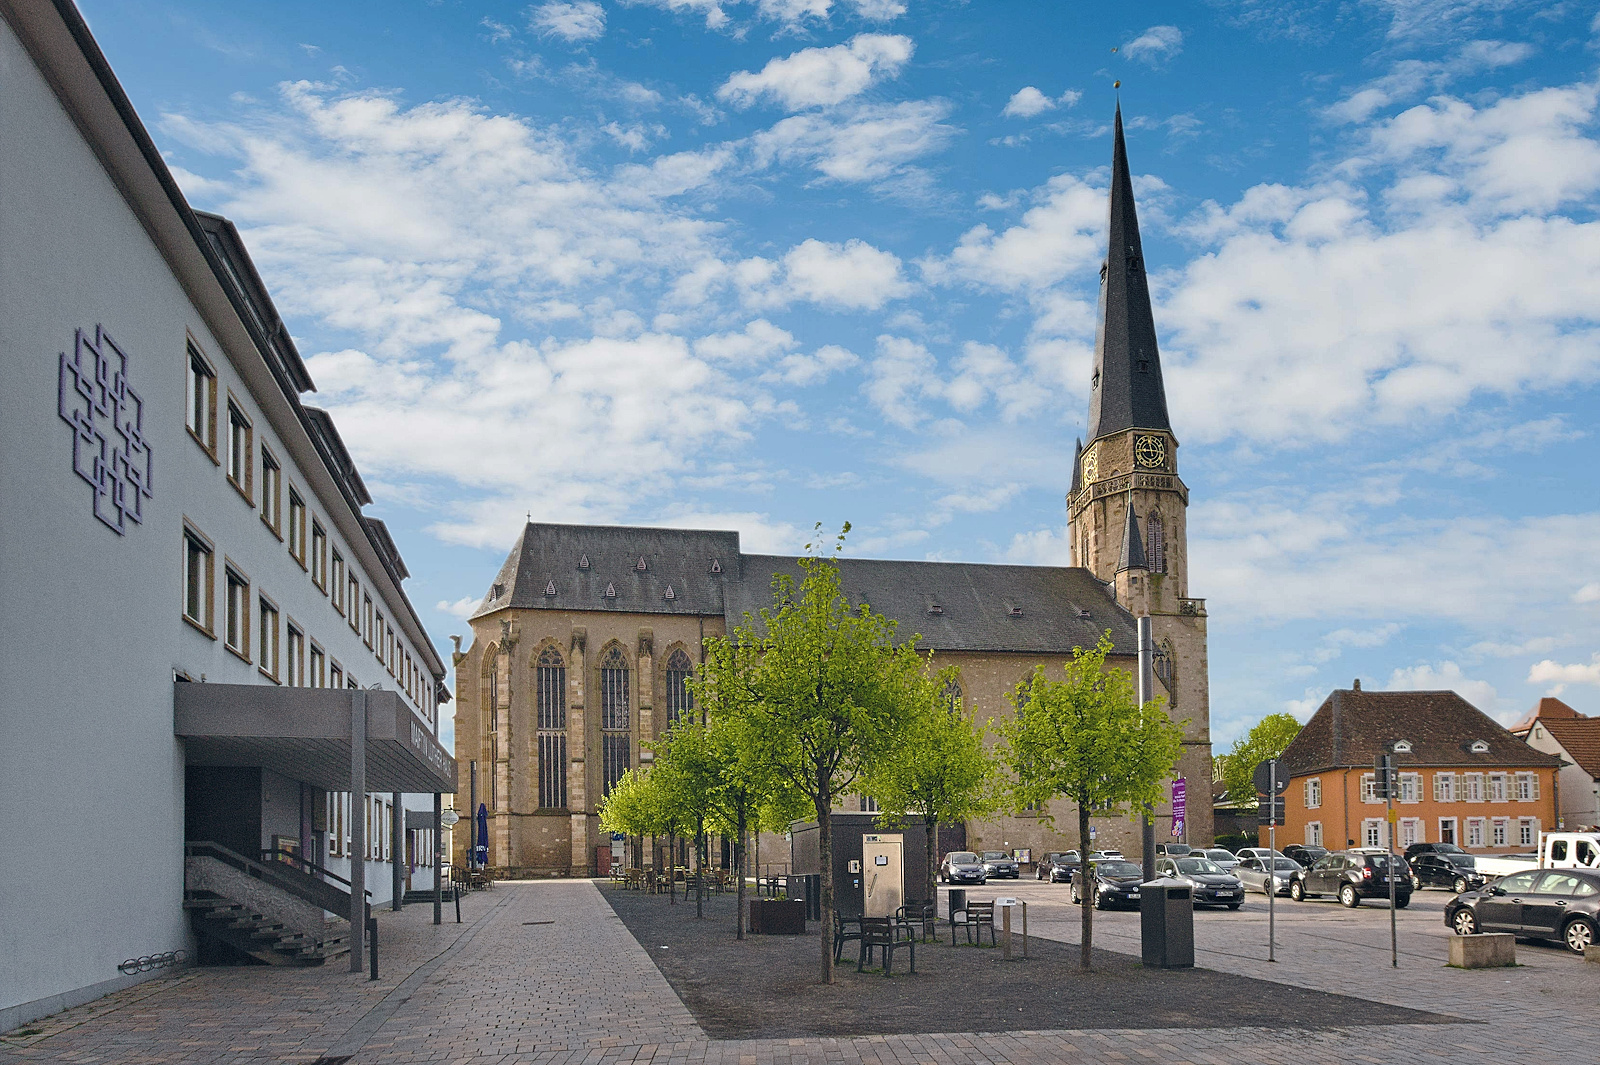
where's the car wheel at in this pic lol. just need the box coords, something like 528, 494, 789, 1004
1339, 884, 1360, 908
1095, 893, 1107, 911
1453, 877, 1469, 894
1452, 908, 1478, 935
1227, 903, 1242, 910
1563, 917, 1595, 955
1395, 895, 1410, 910
1289, 881, 1304, 902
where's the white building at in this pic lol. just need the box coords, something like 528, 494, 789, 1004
1, 1, 456, 1032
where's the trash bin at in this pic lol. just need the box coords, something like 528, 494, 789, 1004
1140, 877, 1194, 969
947, 888, 967, 921
787, 874, 822, 922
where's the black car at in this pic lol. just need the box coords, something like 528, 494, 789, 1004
1036, 851, 1079, 882
1289, 849, 1411, 908
1283, 844, 1328, 869
1445, 868, 1600, 954
1410, 852, 1484, 893
1405, 841, 1467, 860
980, 850, 1021, 879
940, 851, 986, 884
1071, 859, 1146, 909
1155, 856, 1245, 909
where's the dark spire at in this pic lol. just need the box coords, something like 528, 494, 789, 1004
1069, 437, 1084, 498
1086, 104, 1172, 442
1116, 495, 1147, 573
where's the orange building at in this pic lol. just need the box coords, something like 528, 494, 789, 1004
1268, 684, 1561, 854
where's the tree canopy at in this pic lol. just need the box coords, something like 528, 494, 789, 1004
1219, 713, 1303, 807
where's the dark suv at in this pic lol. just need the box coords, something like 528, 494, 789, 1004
1289, 849, 1412, 908
1409, 852, 1484, 893
1283, 844, 1328, 869
1036, 851, 1079, 882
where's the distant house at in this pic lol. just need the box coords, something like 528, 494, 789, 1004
1271, 683, 1561, 853
1513, 697, 1600, 831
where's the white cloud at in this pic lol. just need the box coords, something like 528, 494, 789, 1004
1576, 582, 1600, 604
718, 35, 914, 111
1529, 654, 1600, 688
849, 0, 906, 19
1385, 660, 1499, 711
767, 343, 859, 386
1121, 25, 1183, 64
863, 334, 939, 428
620, 0, 731, 31
1002, 86, 1081, 119
529, 1, 606, 42
623, 0, 905, 30
1323, 41, 1534, 125
775, 238, 912, 309
1365, 0, 1531, 41
923, 172, 1105, 291
437, 596, 480, 619
751, 99, 956, 183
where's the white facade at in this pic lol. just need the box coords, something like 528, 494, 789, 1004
1, 3, 448, 1030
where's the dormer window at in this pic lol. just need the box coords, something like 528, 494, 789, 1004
578, 554, 590, 570
491, 583, 504, 600
710, 558, 722, 574
544, 580, 557, 597
1008, 605, 1024, 618
927, 603, 944, 616
603, 583, 616, 599
663, 586, 676, 601
636, 556, 648, 572
1469, 740, 1490, 754
1392, 740, 1413, 754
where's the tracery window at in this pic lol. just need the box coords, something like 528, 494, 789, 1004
537, 645, 567, 809
1146, 513, 1166, 574
665, 649, 694, 726
941, 678, 963, 714
600, 645, 631, 795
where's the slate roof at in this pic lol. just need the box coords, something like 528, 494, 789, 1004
1279, 687, 1563, 777
1536, 717, 1600, 778
1086, 105, 1172, 443
1116, 499, 1146, 573
476, 523, 1137, 656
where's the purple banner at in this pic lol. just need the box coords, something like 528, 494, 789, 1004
1171, 778, 1187, 840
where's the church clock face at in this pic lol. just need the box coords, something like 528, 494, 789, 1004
1135, 435, 1166, 469
1081, 445, 1098, 483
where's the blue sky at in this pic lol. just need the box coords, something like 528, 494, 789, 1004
82, 0, 1600, 744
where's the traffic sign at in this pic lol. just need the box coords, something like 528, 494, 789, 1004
1253, 758, 1288, 797
1256, 797, 1285, 826
440, 810, 460, 827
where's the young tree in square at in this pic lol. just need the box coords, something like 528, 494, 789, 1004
1219, 713, 1303, 807
723, 524, 923, 984
998, 632, 1185, 971
865, 663, 997, 906
650, 721, 723, 919
598, 766, 685, 901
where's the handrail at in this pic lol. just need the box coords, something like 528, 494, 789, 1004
260, 847, 361, 892
186, 841, 368, 922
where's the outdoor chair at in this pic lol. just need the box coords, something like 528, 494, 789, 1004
832, 910, 864, 963
896, 900, 938, 943
959, 900, 996, 946
857, 916, 915, 975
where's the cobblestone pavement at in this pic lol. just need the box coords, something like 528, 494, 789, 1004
3, 879, 1594, 1064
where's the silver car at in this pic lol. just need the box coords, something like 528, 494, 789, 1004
1236, 856, 1302, 896
1199, 848, 1241, 873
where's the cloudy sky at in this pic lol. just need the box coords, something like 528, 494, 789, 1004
86, 0, 1600, 743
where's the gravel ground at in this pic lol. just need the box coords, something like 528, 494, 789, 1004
600, 885, 1459, 1039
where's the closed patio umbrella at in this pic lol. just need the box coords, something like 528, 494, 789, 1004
474, 803, 489, 867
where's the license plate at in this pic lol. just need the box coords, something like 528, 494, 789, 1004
1129, 892, 1140, 899
1218, 891, 1236, 897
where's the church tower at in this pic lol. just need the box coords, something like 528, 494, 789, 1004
1068, 105, 1210, 743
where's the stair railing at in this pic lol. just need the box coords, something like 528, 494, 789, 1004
186, 841, 370, 922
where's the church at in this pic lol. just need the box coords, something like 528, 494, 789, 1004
451, 108, 1214, 876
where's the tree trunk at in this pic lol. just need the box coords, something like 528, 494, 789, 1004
668, 832, 676, 904
817, 787, 834, 984
1078, 802, 1093, 972
735, 813, 748, 940
925, 815, 938, 906
695, 829, 705, 919
754, 824, 760, 894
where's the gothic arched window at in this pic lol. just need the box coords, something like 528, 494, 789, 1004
665, 649, 694, 726
1146, 513, 1166, 575
600, 645, 631, 795
1156, 638, 1174, 690
941, 678, 963, 714
536, 645, 567, 809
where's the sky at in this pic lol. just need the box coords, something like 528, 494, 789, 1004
78, 0, 1600, 747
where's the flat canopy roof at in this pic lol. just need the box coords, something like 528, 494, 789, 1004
175, 683, 456, 793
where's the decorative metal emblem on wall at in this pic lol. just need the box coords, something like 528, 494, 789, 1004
58, 325, 153, 535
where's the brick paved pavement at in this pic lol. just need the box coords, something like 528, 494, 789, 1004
3, 879, 1595, 1065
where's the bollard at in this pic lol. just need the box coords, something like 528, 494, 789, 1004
368, 918, 378, 980
455, 884, 462, 924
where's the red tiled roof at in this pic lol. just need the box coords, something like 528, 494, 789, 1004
1509, 696, 1584, 736
1537, 717, 1600, 778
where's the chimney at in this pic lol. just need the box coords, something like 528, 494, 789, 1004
1352, 678, 1361, 691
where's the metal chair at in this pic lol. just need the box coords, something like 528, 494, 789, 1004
896, 900, 938, 942
960, 900, 996, 946
857, 916, 915, 975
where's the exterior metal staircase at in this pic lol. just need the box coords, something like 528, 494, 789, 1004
184, 842, 367, 966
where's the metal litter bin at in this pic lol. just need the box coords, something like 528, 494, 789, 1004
946, 888, 967, 921
1140, 877, 1194, 969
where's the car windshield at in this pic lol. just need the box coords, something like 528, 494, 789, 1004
1433, 843, 1465, 854
1446, 854, 1475, 867
1366, 854, 1403, 870
982, 852, 1008, 860
1204, 850, 1235, 861
1100, 861, 1142, 877
1176, 858, 1223, 875
1272, 859, 1300, 871
948, 852, 977, 863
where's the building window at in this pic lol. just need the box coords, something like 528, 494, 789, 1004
288, 488, 306, 566
311, 521, 327, 589
859, 794, 879, 813
1439, 817, 1458, 845
1399, 772, 1421, 804
183, 525, 215, 634
1360, 773, 1380, 804
1518, 818, 1536, 847
330, 659, 344, 689
1363, 819, 1384, 849
310, 643, 326, 687
1514, 772, 1539, 801
332, 551, 346, 613
665, 648, 694, 726
225, 565, 250, 658
286, 624, 304, 686
1487, 773, 1508, 803
260, 449, 282, 536
600, 645, 630, 796
363, 595, 374, 647
1400, 818, 1422, 847
1462, 773, 1484, 803
1491, 818, 1508, 847
1303, 777, 1322, 809
1146, 513, 1166, 574
1306, 822, 1323, 847
1433, 772, 1456, 803
1155, 641, 1173, 687
186, 343, 217, 456
348, 577, 361, 631
259, 596, 280, 681
537, 646, 568, 810
1466, 817, 1485, 848
226, 400, 253, 501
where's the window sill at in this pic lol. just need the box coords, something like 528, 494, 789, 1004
225, 644, 252, 665
292, 555, 308, 572
183, 614, 217, 640
188, 429, 220, 465
228, 477, 254, 506
261, 516, 283, 541
259, 667, 282, 684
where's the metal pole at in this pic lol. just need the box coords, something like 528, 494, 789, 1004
1268, 760, 1276, 963
368, 917, 378, 980
392, 790, 403, 911
349, 690, 367, 973
469, 760, 478, 869
1136, 617, 1157, 879
1387, 756, 1398, 968
433, 792, 443, 925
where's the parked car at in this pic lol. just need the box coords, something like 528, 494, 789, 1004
1444, 868, 1600, 954
1036, 851, 1080, 882
1409, 852, 1485, 894
1155, 843, 1194, 857
1199, 848, 1242, 872
1071, 859, 1146, 909
1154, 856, 1245, 909
1404, 841, 1469, 860
980, 850, 1021, 879
1237, 856, 1302, 896
1235, 847, 1288, 863
1086, 849, 1125, 862
1283, 844, 1328, 869
1289, 849, 1411, 908
940, 851, 986, 884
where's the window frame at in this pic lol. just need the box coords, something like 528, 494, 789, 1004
258, 594, 281, 683
285, 622, 305, 687
225, 396, 254, 504
1433, 771, 1456, 803
330, 659, 344, 690
186, 340, 218, 460
1303, 777, 1322, 810
363, 594, 374, 646
311, 520, 327, 591
182, 521, 216, 637
331, 551, 346, 614
260, 448, 282, 538
224, 561, 251, 661
309, 641, 326, 688
287, 487, 307, 568
1439, 816, 1458, 845
1487, 772, 1508, 803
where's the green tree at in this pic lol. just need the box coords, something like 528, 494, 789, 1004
998, 632, 1185, 971
726, 524, 922, 984
650, 721, 723, 919
1220, 713, 1303, 808
865, 662, 997, 905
